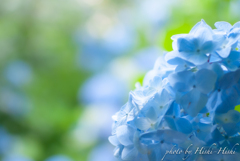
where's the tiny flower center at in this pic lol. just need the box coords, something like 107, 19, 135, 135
206, 112, 210, 117
147, 150, 151, 155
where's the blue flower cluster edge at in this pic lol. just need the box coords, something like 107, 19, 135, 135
109, 20, 240, 161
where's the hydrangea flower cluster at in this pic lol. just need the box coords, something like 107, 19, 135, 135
109, 20, 240, 161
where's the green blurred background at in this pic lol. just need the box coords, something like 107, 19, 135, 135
0, 0, 239, 161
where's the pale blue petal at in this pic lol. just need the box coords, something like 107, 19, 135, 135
147, 150, 157, 161
215, 21, 232, 32
195, 69, 217, 94
168, 71, 194, 92
121, 147, 138, 161
175, 64, 187, 72
171, 34, 188, 40
190, 19, 212, 35
180, 89, 208, 117
165, 51, 184, 65
186, 53, 209, 65
116, 125, 134, 146
177, 37, 196, 52
233, 21, 240, 28
214, 110, 240, 124
216, 46, 231, 58
201, 41, 215, 53
198, 122, 212, 132
222, 123, 240, 136
146, 107, 158, 122
157, 89, 171, 106
196, 28, 213, 46
166, 101, 180, 117
109, 135, 120, 146
176, 118, 192, 134
228, 51, 240, 60
228, 27, 240, 46
113, 146, 122, 158
134, 117, 151, 131
164, 116, 177, 131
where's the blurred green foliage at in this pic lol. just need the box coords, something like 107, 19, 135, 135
0, 0, 90, 160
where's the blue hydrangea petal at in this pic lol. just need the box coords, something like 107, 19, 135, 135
180, 51, 209, 65
148, 76, 163, 91
116, 125, 134, 146
233, 21, 240, 28
228, 51, 240, 60
175, 63, 188, 72
216, 46, 232, 58
134, 117, 151, 131
197, 122, 213, 132
140, 130, 188, 144
165, 51, 182, 64
195, 28, 214, 47
193, 124, 212, 142
171, 34, 188, 41
228, 27, 240, 46
145, 107, 158, 123
206, 91, 221, 111
201, 41, 215, 53
121, 146, 138, 161
156, 89, 171, 106
109, 135, 120, 146
168, 71, 194, 92
222, 51, 240, 71
175, 117, 192, 134
210, 54, 222, 65
210, 127, 225, 143
164, 116, 177, 131
166, 101, 180, 116
215, 21, 232, 32
208, 63, 224, 80
180, 89, 208, 117
214, 110, 240, 124
216, 87, 239, 113
222, 123, 240, 136
165, 51, 195, 72
190, 19, 212, 35
218, 71, 238, 90
113, 145, 123, 158
147, 150, 157, 161
195, 69, 217, 94
177, 37, 196, 53
223, 62, 239, 71
228, 136, 240, 151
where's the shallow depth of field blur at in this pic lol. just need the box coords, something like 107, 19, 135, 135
0, 0, 240, 161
